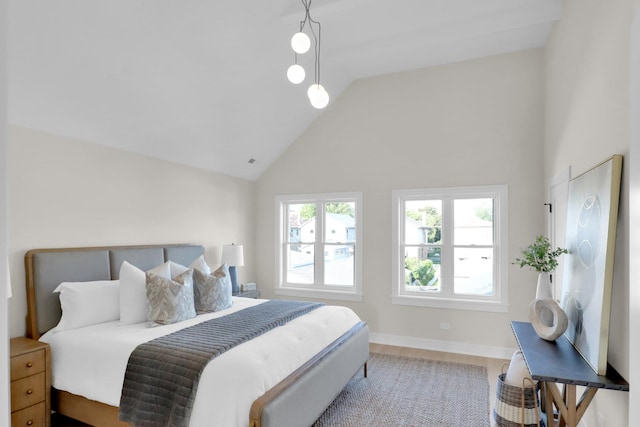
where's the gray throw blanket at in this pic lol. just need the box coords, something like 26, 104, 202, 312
119, 300, 323, 427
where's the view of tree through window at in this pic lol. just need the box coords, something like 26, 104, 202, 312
398, 193, 498, 299
403, 200, 443, 291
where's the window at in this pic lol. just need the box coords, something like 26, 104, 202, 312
392, 185, 508, 312
275, 192, 362, 301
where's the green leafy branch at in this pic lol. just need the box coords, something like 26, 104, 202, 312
514, 235, 568, 273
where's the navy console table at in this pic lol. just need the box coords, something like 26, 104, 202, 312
511, 321, 628, 427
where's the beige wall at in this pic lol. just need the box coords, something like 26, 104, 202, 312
544, 0, 638, 425
256, 49, 545, 355
7, 126, 256, 338
1, 0, 10, 423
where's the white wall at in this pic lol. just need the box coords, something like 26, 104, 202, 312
1, 0, 10, 423
256, 49, 545, 356
544, 0, 638, 425
7, 126, 256, 338
629, 4, 640, 424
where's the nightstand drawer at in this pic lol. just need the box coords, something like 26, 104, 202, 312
10, 337, 51, 427
11, 349, 45, 380
11, 372, 46, 412
11, 401, 46, 427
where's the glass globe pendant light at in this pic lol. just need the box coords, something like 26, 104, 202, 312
307, 84, 329, 109
286, 0, 329, 109
290, 32, 311, 54
287, 63, 305, 84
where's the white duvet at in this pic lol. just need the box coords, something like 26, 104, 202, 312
40, 297, 361, 427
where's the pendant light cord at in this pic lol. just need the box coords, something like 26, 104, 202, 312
299, 0, 321, 86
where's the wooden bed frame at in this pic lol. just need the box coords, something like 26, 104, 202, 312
25, 244, 370, 427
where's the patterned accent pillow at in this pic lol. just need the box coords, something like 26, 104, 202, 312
193, 264, 233, 313
145, 268, 196, 325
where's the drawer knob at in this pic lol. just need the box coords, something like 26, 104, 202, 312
26, 388, 33, 395
26, 362, 33, 368
27, 421, 33, 426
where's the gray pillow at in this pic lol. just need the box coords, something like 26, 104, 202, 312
145, 268, 196, 325
193, 264, 233, 313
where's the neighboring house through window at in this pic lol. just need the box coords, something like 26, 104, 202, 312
392, 185, 508, 312
276, 192, 363, 301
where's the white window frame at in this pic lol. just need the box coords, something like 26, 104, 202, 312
275, 192, 363, 302
392, 185, 509, 312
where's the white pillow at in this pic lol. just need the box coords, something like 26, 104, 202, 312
153, 256, 209, 278
189, 255, 211, 275
169, 261, 189, 277
147, 261, 172, 279
53, 280, 120, 331
505, 350, 535, 388
119, 261, 164, 325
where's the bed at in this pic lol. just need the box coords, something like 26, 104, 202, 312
24, 244, 369, 427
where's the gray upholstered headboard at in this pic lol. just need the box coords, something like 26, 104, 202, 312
25, 244, 205, 339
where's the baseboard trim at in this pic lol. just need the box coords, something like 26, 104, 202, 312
369, 332, 516, 360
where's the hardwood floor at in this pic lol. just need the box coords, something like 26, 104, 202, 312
51, 344, 509, 427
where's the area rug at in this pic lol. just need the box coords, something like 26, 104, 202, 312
312, 352, 490, 427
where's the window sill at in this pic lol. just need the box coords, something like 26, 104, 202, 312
275, 287, 363, 302
392, 295, 509, 313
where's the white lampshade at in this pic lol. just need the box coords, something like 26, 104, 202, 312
221, 244, 244, 267
307, 84, 329, 109
291, 32, 311, 54
287, 64, 306, 84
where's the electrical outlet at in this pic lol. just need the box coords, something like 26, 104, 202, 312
439, 322, 450, 330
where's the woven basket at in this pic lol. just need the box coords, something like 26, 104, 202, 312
493, 373, 541, 427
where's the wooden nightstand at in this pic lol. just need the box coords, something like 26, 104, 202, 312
10, 337, 51, 427
233, 289, 261, 298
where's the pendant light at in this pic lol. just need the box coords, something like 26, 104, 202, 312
286, 0, 329, 109
287, 64, 305, 85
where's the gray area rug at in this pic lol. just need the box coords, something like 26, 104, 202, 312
313, 352, 490, 427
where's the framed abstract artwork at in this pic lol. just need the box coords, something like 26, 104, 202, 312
560, 155, 622, 375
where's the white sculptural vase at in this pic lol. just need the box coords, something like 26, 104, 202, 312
529, 298, 568, 341
529, 272, 568, 341
535, 272, 553, 299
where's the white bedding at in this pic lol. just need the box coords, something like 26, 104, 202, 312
40, 297, 361, 427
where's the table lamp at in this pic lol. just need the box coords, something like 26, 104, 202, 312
222, 244, 244, 293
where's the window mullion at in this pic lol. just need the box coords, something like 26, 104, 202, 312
315, 202, 325, 286
398, 200, 406, 296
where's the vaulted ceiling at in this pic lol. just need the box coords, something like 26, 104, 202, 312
8, 0, 563, 180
